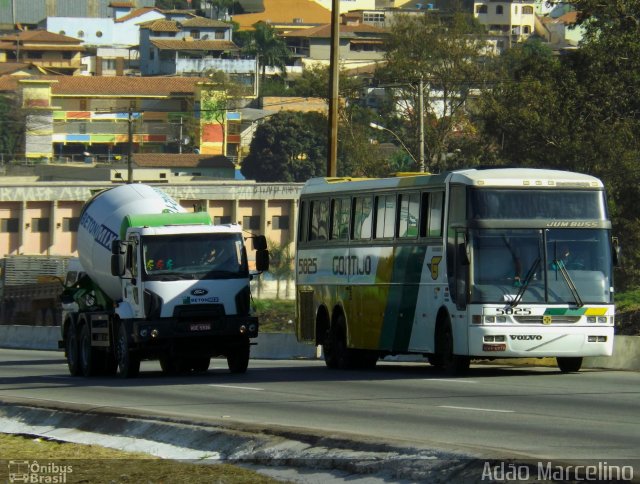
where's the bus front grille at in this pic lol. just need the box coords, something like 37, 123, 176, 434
514, 316, 581, 325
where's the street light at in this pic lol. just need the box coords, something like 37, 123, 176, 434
369, 122, 419, 168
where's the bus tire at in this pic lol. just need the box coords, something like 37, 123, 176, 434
557, 357, 582, 373
65, 319, 81, 376
115, 320, 140, 378
326, 315, 353, 370
435, 319, 470, 375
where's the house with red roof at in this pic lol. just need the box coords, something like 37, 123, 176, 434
0, 31, 85, 75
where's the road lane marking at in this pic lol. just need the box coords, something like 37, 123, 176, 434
427, 379, 478, 384
438, 405, 514, 413
208, 384, 264, 391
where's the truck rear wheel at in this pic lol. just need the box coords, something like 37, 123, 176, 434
66, 320, 81, 376
115, 321, 140, 378
227, 338, 250, 374
80, 323, 97, 377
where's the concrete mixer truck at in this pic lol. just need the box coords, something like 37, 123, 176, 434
58, 184, 269, 378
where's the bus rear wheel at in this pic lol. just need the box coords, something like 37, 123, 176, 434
557, 357, 582, 373
324, 315, 352, 370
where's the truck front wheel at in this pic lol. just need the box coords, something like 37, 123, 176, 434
226, 337, 250, 374
66, 320, 81, 376
115, 321, 140, 378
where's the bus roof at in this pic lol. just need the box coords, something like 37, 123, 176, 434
301, 168, 603, 196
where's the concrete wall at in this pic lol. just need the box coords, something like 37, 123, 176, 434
0, 325, 637, 370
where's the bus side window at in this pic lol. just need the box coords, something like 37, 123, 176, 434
352, 195, 373, 240
420, 191, 444, 237
298, 200, 307, 242
309, 199, 329, 241
331, 197, 350, 240
398, 192, 419, 238
375, 194, 396, 239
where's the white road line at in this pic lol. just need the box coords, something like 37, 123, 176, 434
208, 384, 264, 391
438, 405, 514, 413
427, 379, 478, 384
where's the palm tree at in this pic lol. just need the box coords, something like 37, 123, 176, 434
245, 22, 290, 89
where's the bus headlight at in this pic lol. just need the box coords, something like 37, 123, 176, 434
598, 317, 608, 324
587, 316, 597, 323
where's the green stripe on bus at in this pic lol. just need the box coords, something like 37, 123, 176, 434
544, 308, 587, 316
379, 245, 427, 351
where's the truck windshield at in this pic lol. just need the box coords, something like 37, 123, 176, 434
142, 233, 246, 281
470, 228, 613, 305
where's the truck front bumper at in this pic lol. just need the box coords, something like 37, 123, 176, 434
131, 315, 259, 344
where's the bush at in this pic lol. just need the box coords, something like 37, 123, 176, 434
253, 299, 295, 333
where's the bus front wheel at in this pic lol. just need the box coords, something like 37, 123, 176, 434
557, 357, 582, 373
434, 320, 470, 375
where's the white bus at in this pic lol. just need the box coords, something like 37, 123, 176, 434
295, 168, 617, 373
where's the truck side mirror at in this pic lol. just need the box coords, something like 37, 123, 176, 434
111, 254, 126, 277
111, 239, 126, 255
255, 249, 269, 272
252, 235, 267, 251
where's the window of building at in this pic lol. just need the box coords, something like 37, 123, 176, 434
190, 30, 200, 39
243, 215, 260, 230
1, 218, 19, 233
522, 6, 533, 14
214, 215, 231, 225
375, 194, 395, 239
272, 215, 289, 230
150, 49, 155, 60
28, 52, 43, 59
31, 218, 49, 233
363, 12, 385, 23
62, 217, 79, 232
62, 52, 73, 59
496, 5, 503, 14
475, 4, 488, 14
523, 25, 531, 34
215, 31, 225, 40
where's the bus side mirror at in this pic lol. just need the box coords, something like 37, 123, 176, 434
612, 237, 620, 267
255, 249, 269, 272
252, 235, 268, 251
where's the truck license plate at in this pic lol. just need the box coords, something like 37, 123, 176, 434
190, 323, 211, 331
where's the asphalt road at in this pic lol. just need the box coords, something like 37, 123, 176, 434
0, 348, 638, 469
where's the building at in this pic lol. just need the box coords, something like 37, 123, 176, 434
138, 17, 252, 78
0, 0, 155, 30
0, 75, 241, 161
0, 30, 85, 75
232, 0, 331, 32
473, 0, 536, 48
0, 180, 301, 258
281, 16, 387, 69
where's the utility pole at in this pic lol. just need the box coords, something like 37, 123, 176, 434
418, 77, 425, 172
327, 0, 340, 177
127, 108, 133, 183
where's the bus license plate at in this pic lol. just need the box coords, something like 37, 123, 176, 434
190, 323, 211, 331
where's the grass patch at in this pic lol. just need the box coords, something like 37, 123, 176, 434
615, 288, 640, 312
253, 299, 295, 333
0, 433, 284, 483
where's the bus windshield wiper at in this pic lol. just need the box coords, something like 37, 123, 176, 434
510, 258, 540, 308
553, 259, 584, 308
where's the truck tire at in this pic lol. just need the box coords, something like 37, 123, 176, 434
190, 357, 210, 373
66, 320, 81, 376
115, 321, 140, 378
227, 337, 250, 374
80, 323, 98, 377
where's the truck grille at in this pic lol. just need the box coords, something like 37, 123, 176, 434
173, 304, 225, 320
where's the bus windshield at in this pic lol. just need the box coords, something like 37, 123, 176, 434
470, 228, 613, 305
142, 233, 246, 281
469, 189, 607, 220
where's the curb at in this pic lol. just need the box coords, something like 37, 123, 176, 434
0, 325, 637, 370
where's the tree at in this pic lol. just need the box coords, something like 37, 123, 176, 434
0, 94, 25, 158
266, 240, 294, 299
243, 22, 290, 90
241, 111, 326, 182
376, 12, 489, 173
